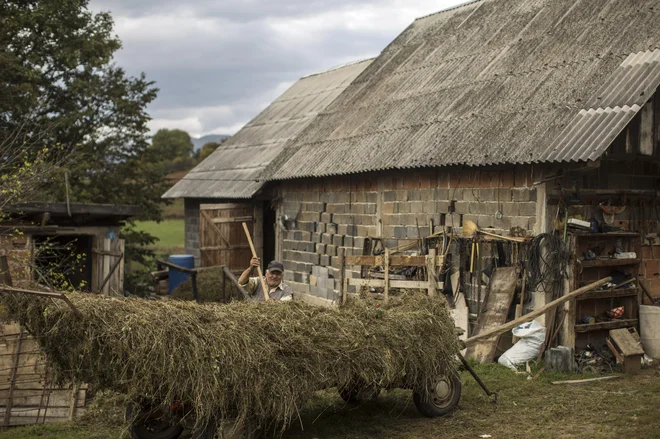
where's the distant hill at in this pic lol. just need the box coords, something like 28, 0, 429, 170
192, 134, 230, 151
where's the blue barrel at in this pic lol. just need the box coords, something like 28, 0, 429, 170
168, 254, 195, 293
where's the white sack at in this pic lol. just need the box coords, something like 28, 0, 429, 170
498, 320, 546, 370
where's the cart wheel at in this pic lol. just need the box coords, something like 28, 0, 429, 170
339, 383, 380, 403
412, 374, 461, 418
193, 419, 259, 439
126, 403, 184, 439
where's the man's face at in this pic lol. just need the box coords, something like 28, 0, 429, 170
265, 269, 283, 288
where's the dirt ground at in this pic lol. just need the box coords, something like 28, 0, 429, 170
1, 362, 659, 439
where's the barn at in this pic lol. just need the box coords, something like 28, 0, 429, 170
166, 0, 660, 352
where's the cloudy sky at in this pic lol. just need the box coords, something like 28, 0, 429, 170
90, 0, 464, 138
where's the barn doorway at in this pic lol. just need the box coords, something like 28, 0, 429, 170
263, 201, 276, 264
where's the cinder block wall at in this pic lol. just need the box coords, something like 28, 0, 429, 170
183, 198, 202, 266
278, 166, 538, 301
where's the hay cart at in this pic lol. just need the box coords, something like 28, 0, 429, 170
125, 259, 494, 439
125, 360, 465, 439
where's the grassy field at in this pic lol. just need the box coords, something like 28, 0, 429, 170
133, 219, 185, 251
2, 363, 658, 439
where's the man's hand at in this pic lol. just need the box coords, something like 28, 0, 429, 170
238, 257, 261, 286
249, 257, 260, 269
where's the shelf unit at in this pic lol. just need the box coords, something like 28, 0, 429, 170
563, 231, 641, 349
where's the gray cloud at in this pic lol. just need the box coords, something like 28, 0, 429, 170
90, 0, 463, 137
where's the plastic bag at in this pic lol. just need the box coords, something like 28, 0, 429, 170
498, 320, 546, 370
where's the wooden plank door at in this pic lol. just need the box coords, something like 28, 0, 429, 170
199, 203, 256, 273
91, 237, 125, 296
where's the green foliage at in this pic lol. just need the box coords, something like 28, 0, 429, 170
198, 141, 222, 161
149, 129, 195, 173
1, 0, 167, 293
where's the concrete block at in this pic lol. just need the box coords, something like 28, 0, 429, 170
454, 201, 470, 214
411, 202, 424, 213
497, 188, 512, 202
518, 202, 536, 216
423, 201, 437, 213
479, 188, 496, 202
344, 236, 354, 247
309, 253, 321, 265
300, 212, 321, 222
321, 212, 333, 223
545, 346, 575, 373
436, 189, 450, 200
327, 223, 338, 234
384, 191, 397, 202
316, 243, 326, 254
326, 244, 337, 256
512, 188, 531, 202
320, 255, 331, 266
322, 233, 334, 245
316, 223, 326, 233
294, 272, 303, 283
502, 202, 518, 217
394, 226, 407, 239
332, 235, 344, 246
312, 233, 322, 243
365, 204, 377, 215
309, 275, 318, 286
398, 202, 411, 214
408, 190, 421, 201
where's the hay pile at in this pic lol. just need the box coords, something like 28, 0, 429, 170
2, 291, 460, 430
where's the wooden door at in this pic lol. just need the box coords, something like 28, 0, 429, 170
91, 237, 125, 296
199, 203, 255, 273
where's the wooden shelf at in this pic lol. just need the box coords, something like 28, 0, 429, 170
579, 258, 641, 268
574, 319, 638, 333
577, 287, 639, 301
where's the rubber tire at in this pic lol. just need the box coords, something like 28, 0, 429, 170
126, 404, 184, 439
412, 374, 462, 418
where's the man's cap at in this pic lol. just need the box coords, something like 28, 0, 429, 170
266, 261, 284, 272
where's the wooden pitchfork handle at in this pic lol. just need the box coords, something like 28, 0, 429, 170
242, 222, 270, 301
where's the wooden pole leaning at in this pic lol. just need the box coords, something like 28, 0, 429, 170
242, 222, 270, 301
464, 276, 612, 347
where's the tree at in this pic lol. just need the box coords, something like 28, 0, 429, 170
198, 141, 222, 162
149, 129, 195, 173
1, 0, 165, 294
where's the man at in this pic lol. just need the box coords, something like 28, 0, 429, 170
238, 258, 293, 301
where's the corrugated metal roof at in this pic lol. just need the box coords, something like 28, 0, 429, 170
162, 59, 372, 199
269, 0, 660, 180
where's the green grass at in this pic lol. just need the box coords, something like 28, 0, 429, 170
133, 220, 185, 249
0, 424, 125, 439
3, 364, 659, 439
162, 198, 184, 220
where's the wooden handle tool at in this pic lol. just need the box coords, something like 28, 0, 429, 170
242, 222, 269, 301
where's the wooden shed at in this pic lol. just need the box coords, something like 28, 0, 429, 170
0, 202, 138, 427
1, 202, 139, 294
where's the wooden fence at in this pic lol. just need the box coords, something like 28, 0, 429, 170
0, 323, 87, 427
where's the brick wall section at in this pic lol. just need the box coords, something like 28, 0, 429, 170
279, 167, 537, 300
0, 235, 33, 286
